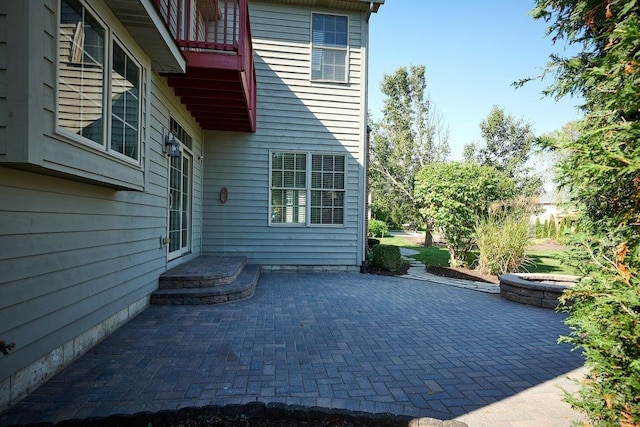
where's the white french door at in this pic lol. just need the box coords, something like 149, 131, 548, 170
168, 150, 191, 259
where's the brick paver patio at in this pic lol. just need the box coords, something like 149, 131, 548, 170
0, 272, 585, 425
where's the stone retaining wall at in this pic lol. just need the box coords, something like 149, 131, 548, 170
498, 274, 579, 309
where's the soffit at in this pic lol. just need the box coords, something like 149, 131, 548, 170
103, 0, 186, 73
252, 0, 384, 13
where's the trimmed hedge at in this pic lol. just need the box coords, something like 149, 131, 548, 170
367, 238, 380, 250
371, 244, 402, 272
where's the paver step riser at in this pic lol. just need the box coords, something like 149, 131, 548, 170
150, 288, 256, 305
151, 264, 260, 305
159, 274, 239, 289
158, 256, 246, 289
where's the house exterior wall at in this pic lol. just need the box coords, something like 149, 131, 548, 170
201, 1, 369, 269
1, 0, 376, 413
0, 1, 5, 157
0, 0, 204, 411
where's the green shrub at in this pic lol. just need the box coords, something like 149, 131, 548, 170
542, 220, 549, 238
475, 213, 531, 275
414, 162, 517, 267
367, 238, 380, 250
558, 226, 640, 426
557, 218, 572, 244
534, 217, 543, 238
548, 215, 557, 239
371, 244, 402, 272
527, 1, 640, 423
558, 217, 566, 236
368, 219, 388, 238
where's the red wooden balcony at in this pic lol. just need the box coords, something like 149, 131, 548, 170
155, 0, 256, 132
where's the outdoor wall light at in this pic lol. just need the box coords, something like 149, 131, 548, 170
164, 132, 182, 157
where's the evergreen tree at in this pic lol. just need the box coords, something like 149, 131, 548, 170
548, 215, 557, 239
534, 217, 543, 239
524, 0, 640, 424
558, 217, 566, 239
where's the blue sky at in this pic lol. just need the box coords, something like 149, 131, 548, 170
367, 1, 583, 159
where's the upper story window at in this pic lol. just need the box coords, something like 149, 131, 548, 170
270, 152, 345, 226
58, 0, 142, 162
311, 13, 348, 83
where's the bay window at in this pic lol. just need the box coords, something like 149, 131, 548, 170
58, 0, 142, 162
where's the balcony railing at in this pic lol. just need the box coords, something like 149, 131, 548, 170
156, 0, 241, 51
154, 0, 256, 132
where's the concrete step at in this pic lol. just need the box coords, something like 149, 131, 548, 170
151, 264, 260, 305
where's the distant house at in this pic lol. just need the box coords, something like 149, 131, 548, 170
0, 0, 383, 411
530, 191, 574, 229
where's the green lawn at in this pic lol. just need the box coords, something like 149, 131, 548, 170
525, 249, 576, 275
379, 234, 576, 275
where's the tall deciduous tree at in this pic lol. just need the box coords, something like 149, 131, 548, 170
524, 0, 640, 424
414, 162, 516, 267
369, 65, 449, 245
464, 105, 542, 196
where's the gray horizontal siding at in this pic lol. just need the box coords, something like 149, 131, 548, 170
0, 166, 167, 381
1, 47, 204, 389
201, 1, 367, 267
0, 0, 211, 411
201, 138, 366, 266
149, 78, 205, 256
0, 1, 6, 156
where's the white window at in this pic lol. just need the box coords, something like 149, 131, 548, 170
311, 13, 348, 82
110, 42, 141, 159
310, 154, 345, 225
58, 0, 142, 162
270, 152, 345, 226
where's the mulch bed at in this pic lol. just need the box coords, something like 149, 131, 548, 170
365, 262, 411, 276
365, 257, 498, 285
424, 265, 499, 284
47, 403, 419, 427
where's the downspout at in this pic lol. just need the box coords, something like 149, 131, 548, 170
360, 5, 374, 273
361, 124, 372, 273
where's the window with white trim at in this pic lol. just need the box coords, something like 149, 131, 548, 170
270, 152, 345, 226
58, 0, 142, 162
311, 13, 348, 82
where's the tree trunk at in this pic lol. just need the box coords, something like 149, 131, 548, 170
448, 246, 459, 267
423, 228, 433, 247
423, 218, 434, 247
